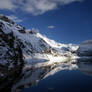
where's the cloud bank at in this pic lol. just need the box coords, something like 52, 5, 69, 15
0, 0, 83, 15
0, 0, 16, 10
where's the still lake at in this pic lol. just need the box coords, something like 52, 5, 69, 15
1, 59, 92, 92
22, 70, 92, 92
22, 60, 92, 92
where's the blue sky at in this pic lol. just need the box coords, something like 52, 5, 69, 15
0, 0, 92, 44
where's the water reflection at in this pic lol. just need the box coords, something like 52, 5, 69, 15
77, 58, 92, 76
0, 58, 92, 92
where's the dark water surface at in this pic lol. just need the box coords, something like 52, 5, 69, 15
22, 69, 92, 92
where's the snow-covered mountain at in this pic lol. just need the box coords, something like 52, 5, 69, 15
0, 14, 79, 68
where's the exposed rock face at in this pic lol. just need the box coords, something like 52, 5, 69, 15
0, 15, 24, 81
77, 40, 92, 56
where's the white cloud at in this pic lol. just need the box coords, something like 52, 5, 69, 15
0, 0, 83, 15
0, 0, 16, 10
7, 15, 23, 23
48, 25, 55, 29
21, 0, 83, 15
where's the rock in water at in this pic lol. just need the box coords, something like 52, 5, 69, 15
77, 40, 92, 56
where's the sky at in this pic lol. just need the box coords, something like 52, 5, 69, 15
0, 0, 92, 44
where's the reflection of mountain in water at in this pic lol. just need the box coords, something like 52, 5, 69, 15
0, 61, 78, 92
12, 62, 78, 92
77, 58, 92, 76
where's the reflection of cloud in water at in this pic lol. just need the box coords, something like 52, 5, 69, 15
48, 87, 54, 90
77, 59, 92, 76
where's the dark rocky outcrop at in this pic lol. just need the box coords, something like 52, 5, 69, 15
18, 29, 26, 33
